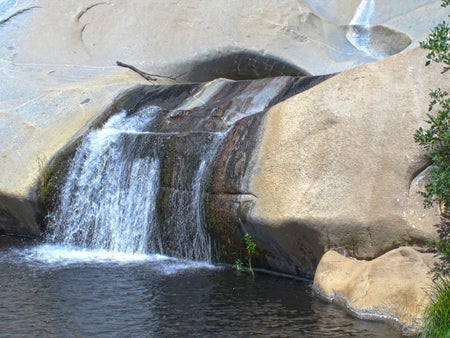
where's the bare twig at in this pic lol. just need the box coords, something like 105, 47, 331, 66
116, 61, 186, 82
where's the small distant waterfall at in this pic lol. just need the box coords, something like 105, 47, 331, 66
350, 0, 374, 27
346, 0, 377, 57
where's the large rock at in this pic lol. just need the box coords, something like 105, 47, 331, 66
313, 248, 436, 332
246, 47, 447, 276
0, 0, 447, 235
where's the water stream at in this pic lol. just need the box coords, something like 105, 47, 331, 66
346, 0, 378, 58
0, 238, 402, 337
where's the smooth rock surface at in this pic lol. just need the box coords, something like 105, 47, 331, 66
247, 47, 447, 276
0, 0, 447, 235
313, 248, 436, 332
3, 0, 446, 78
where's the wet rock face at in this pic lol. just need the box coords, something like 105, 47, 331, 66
45, 75, 331, 261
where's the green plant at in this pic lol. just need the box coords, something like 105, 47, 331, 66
233, 258, 244, 272
420, 276, 450, 337
420, 0, 450, 73
414, 88, 450, 210
233, 232, 259, 275
244, 232, 258, 275
415, 0, 450, 275
402, 237, 414, 246
417, 2, 450, 335
324, 228, 333, 251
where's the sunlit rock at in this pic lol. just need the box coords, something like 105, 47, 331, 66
247, 47, 447, 276
313, 248, 436, 333
0, 0, 448, 239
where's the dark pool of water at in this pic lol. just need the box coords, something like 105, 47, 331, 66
0, 238, 402, 337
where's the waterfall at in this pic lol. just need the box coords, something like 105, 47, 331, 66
45, 76, 317, 263
47, 105, 223, 261
346, 0, 377, 58
47, 108, 161, 254
350, 0, 374, 27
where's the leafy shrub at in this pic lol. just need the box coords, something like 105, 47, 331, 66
417, 1, 450, 336
415, 0, 450, 276
233, 232, 259, 275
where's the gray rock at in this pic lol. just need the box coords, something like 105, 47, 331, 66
313, 247, 436, 333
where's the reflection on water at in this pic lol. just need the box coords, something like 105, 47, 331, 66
0, 239, 402, 337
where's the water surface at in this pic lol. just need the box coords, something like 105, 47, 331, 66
0, 238, 402, 337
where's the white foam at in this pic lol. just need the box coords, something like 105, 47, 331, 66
13, 244, 218, 274
159, 261, 217, 275
17, 244, 166, 265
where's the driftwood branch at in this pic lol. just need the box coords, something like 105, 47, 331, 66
116, 61, 186, 82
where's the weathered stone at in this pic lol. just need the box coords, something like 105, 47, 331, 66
43, 76, 326, 260
0, 0, 447, 235
247, 47, 447, 276
313, 248, 436, 332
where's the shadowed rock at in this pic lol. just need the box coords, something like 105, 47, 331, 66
181, 51, 310, 82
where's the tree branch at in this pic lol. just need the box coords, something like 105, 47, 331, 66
116, 61, 186, 82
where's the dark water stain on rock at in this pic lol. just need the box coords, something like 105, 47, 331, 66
182, 50, 310, 82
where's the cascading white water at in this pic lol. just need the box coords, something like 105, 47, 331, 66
47, 105, 222, 261
165, 133, 225, 262
45, 77, 305, 264
47, 107, 161, 254
346, 0, 377, 57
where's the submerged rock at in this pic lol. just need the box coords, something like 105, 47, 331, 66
312, 247, 436, 333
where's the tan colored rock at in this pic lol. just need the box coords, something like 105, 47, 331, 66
247, 47, 447, 275
312, 248, 436, 332
0, 0, 447, 236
